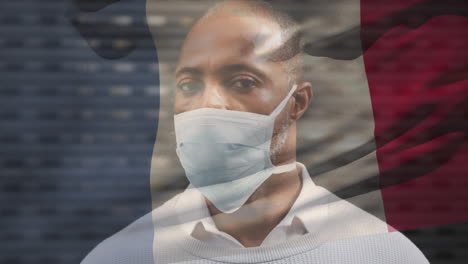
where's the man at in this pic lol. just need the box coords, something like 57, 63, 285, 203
81, 1, 428, 263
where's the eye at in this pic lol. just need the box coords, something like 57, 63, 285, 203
177, 80, 203, 94
229, 77, 258, 92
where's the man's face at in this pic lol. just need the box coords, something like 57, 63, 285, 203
173, 9, 293, 119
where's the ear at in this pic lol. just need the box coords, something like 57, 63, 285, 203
291, 82, 313, 121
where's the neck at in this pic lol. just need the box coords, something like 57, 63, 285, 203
206, 159, 302, 247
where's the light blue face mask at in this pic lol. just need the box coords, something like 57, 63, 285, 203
174, 85, 298, 213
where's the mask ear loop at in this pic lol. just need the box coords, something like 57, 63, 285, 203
269, 84, 298, 118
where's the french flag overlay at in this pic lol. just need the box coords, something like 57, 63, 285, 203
7, 0, 463, 263
360, 0, 468, 231
302, 0, 468, 231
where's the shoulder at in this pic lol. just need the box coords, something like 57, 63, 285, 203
314, 231, 428, 263
80, 195, 180, 264
331, 231, 429, 263
314, 188, 428, 262
80, 211, 154, 264
319, 187, 388, 238
384, 232, 428, 263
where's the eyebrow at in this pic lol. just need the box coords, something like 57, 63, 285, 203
217, 63, 267, 80
175, 67, 203, 79
175, 63, 268, 80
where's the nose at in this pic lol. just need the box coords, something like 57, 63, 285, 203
199, 85, 229, 110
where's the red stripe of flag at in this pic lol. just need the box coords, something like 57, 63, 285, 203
361, 0, 468, 230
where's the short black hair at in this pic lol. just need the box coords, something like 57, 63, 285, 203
199, 0, 304, 84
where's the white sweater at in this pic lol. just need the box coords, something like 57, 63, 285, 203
175, 162, 388, 248
81, 193, 429, 264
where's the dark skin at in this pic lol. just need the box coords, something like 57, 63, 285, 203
174, 1, 313, 247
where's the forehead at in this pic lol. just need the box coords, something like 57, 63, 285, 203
178, 11, 282, 68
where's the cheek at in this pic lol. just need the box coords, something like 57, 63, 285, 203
173, 93, 192, 114
245, 89, 277, 115
257, 89, 275, 104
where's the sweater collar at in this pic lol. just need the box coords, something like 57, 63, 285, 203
175, 162, 330, 242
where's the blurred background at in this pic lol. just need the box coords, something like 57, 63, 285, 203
1, 0, 467, 263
